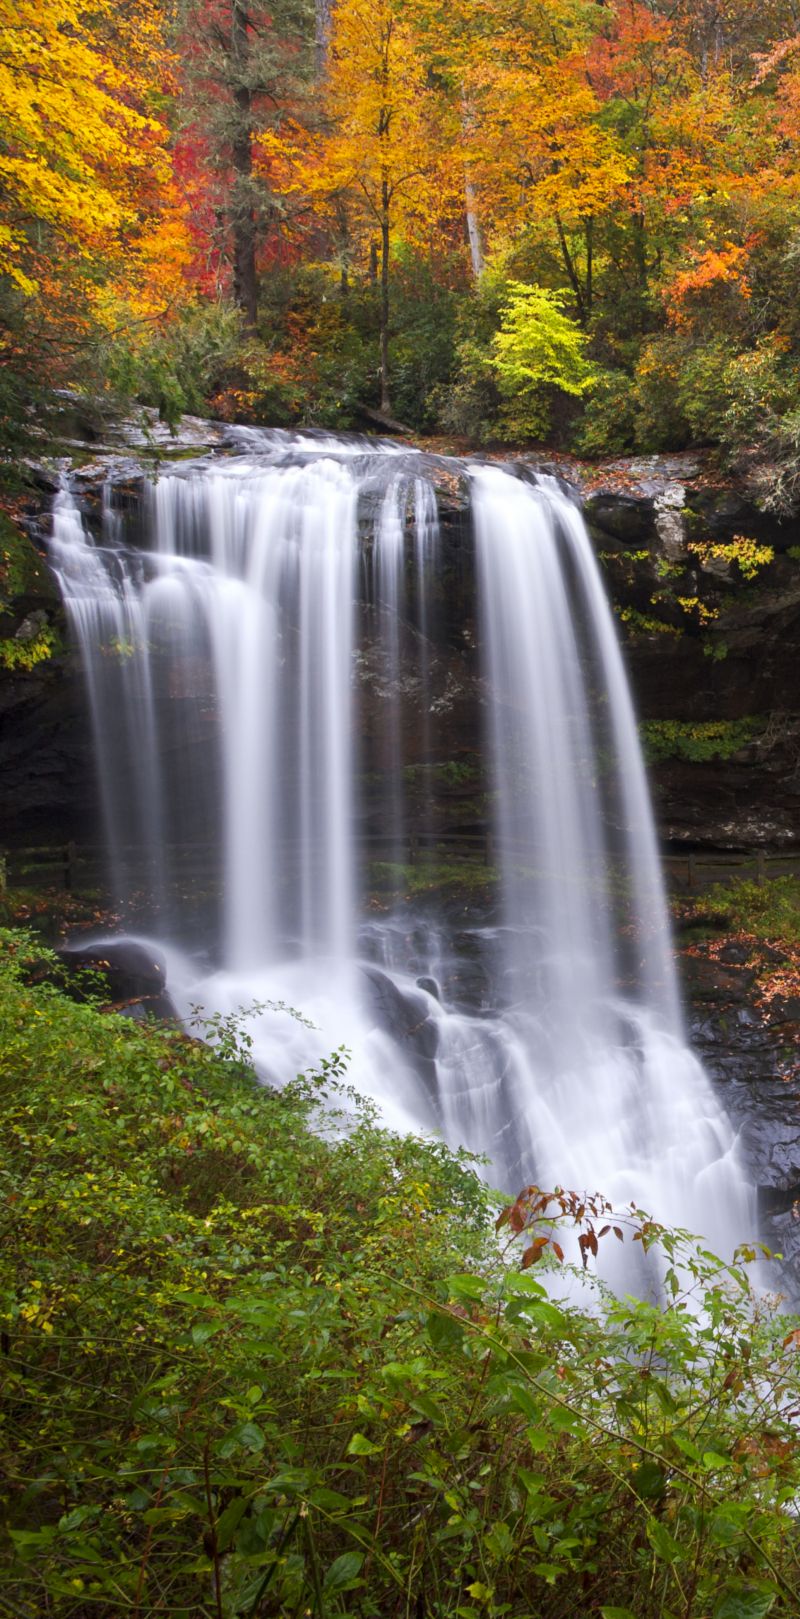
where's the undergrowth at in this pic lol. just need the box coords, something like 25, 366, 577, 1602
684, 877, 800, 948
1, 926, 800, 1618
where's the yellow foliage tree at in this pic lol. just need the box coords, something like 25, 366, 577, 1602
264, 0, 463, 413
0, 0, 175, 297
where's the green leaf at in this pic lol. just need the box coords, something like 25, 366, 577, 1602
672, 1432, 701, 1463
323, 1551, 364, 1592
408, 1392, 443, 1423
308, 1487, 352, 1511
486, 1520, 514, 1560
447, 1273, 485, 1302
347, 1433, 383, 1456
532, 1562, 564, 1583
525, 1427, 551, 1453
507, 1383, 541, 1421
190, 1321, 221, 1345
503, 1274, 548, 1299
702, 1450, 730, 1471
234, 1421, 265, 1453
646, 1518, 683, 1564
142, 1505, 189, 1525
524, 1301, 570, 1331
215, 1496, 250, 1551
427, 1310, 465, 1350
549, 1407, 578, 1433
630, 1462, 666, 1499
713, 1587, 777, 1619
601, 1608, 638, 1619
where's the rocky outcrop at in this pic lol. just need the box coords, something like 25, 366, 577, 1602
580, 455, 800, 850
678, 924, 800, 1276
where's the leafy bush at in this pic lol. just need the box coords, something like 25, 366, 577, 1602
387, 252, 460, 430
640, 718, 762, 763
688, 876, 800, 947
2, 928, 800, 1618
750, 409, 800, 516
100, 300, 244, 428
689, 536, 775, 581
572, 367, 637, 456
0, 620, 60, 670
630, 333, 692, 451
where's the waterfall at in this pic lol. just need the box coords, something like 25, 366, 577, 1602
50, 433, 752, 1250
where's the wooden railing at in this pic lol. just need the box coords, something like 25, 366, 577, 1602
1, 835, 798, 896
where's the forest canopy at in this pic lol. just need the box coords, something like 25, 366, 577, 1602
4, 0, 800, 493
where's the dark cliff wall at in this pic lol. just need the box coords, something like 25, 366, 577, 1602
2, 444, 799, 854
583, 455, 800, 848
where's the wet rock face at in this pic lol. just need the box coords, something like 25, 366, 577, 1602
0, 658, 97, 843
3, 437, 800, 854
582, 457, 800, 851
678, 931, 800, 1279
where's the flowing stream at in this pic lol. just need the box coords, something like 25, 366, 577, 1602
50, 432, 752, 1251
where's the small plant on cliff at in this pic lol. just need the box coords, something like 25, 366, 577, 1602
640, 718, 762, 763
689, 535, 775, 581
0, 622, 60, 671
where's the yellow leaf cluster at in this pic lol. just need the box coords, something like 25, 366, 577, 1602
262, 0, 464, 255
0, 0, 172, 292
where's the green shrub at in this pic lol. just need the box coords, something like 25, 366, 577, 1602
690, 875, 800, 946
630, 333, 692, 451
676, 336, 740, 443
100, 300, 244, 428
387, 252, 459, 430
572, 367, 637, 456
640, 718, 762, 763
2, 928, 799, 1618
430, 271, 507, 441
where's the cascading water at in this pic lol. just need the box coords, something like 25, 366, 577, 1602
50, 432, 752, 1254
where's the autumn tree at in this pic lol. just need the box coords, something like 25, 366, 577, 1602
0, 0, 197, 449
175, 0, 314, 329
0, 0, 173, 297
270, 0, 462, 413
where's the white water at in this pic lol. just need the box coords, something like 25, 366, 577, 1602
50, 434, 752, 1252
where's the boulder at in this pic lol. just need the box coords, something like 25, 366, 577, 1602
584, 492, 656, 548
58, 937, 170, 1008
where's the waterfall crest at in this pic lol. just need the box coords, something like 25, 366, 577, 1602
50, 433, 751, 1246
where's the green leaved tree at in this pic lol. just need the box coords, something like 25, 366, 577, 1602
491, 280, 596, 438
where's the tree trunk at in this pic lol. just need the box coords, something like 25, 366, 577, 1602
380, 178, 391, 414
315, 0, 334, 72
231, 0, 258, 331
460, 100, 484, 279
465, 170, 484, 279
555, 212, 586, 326
584, 215, 594, 319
